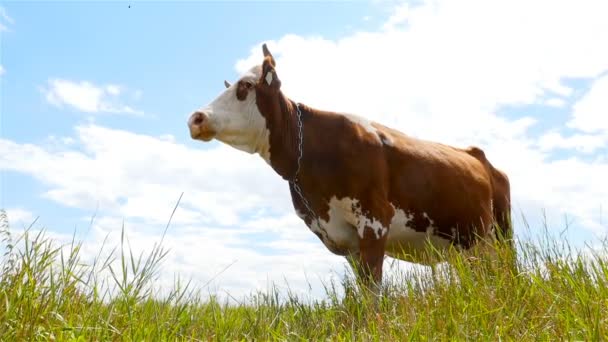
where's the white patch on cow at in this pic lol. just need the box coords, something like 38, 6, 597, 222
357, 213, 386, 239
380, 134, 393, 146
265, 71, 273, 85
298, 198, 452, 261
385, 205, 451, 264
316, 197, 360, 250
311, 196, 388, 245
342, 113, 382, 143
299, 196, 392, 254
197, 65, 272, 164
308, 217, 357, 255
256, 135, 271, 165
329, 197, 385, 239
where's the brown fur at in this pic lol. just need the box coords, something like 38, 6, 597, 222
251, 47, 512, 288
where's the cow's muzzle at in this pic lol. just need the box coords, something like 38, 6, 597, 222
188, 111, 217, 141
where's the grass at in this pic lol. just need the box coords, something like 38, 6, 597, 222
1, 208, 608, 341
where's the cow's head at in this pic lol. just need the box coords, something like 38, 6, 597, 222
188, 44, 281, 156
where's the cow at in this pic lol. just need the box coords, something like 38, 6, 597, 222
187, 44, 512, 294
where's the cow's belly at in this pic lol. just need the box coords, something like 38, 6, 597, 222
385, 207, 453, 264
298, 197, 453, 262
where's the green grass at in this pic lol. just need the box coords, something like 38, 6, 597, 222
1, 208, 607, 341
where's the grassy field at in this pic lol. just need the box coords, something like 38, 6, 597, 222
1, 209, 607, 341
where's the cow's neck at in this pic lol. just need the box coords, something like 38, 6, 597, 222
258, 92, 301, 180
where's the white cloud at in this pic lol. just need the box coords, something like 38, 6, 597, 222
383, 3, 411, 30
0, 65, 4, 76
0, 7, 13, 24
569, 74, 608, 133
544, 98, 567, 108
43, 79, 143, 115
0, 125, 289, 219
5, 208, 35, 228
0, 6, 14, 32
105, 84, 121, 96
538, 131, 607, 154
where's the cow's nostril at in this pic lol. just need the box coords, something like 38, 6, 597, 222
189, 111, 215, 141
192, 112, 205, 125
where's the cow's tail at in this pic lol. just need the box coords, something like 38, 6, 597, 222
466, 147, 513, 246
491, 167, 512, 247
492, 167, 519, 274
466, 146, 516, 271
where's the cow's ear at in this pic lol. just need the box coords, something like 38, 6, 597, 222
260, 55, 281, 90
262, 43, 276, 67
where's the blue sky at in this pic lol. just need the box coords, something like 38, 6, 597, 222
1, 1, 608, 299
1, 2, 376, 224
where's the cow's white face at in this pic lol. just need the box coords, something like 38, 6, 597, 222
188, 65, 270, 159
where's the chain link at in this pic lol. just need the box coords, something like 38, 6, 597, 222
289, 103, 316, 220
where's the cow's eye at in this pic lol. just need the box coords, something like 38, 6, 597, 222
244, 82, 253, 89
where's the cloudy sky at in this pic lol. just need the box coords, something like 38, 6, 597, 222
1, 1, 607, 300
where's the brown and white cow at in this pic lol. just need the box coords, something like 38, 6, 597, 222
188, 44, 512, 293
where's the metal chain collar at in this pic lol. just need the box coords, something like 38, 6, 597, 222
289, 104, 335, 249
289, 103, 316, 220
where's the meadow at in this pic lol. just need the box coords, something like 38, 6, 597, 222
1, 208, 607, 341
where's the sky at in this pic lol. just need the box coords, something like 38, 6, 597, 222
1, 0, 607, 301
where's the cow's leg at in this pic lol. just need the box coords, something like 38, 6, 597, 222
352, 200, 393, 297
357, 230, 388, 297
